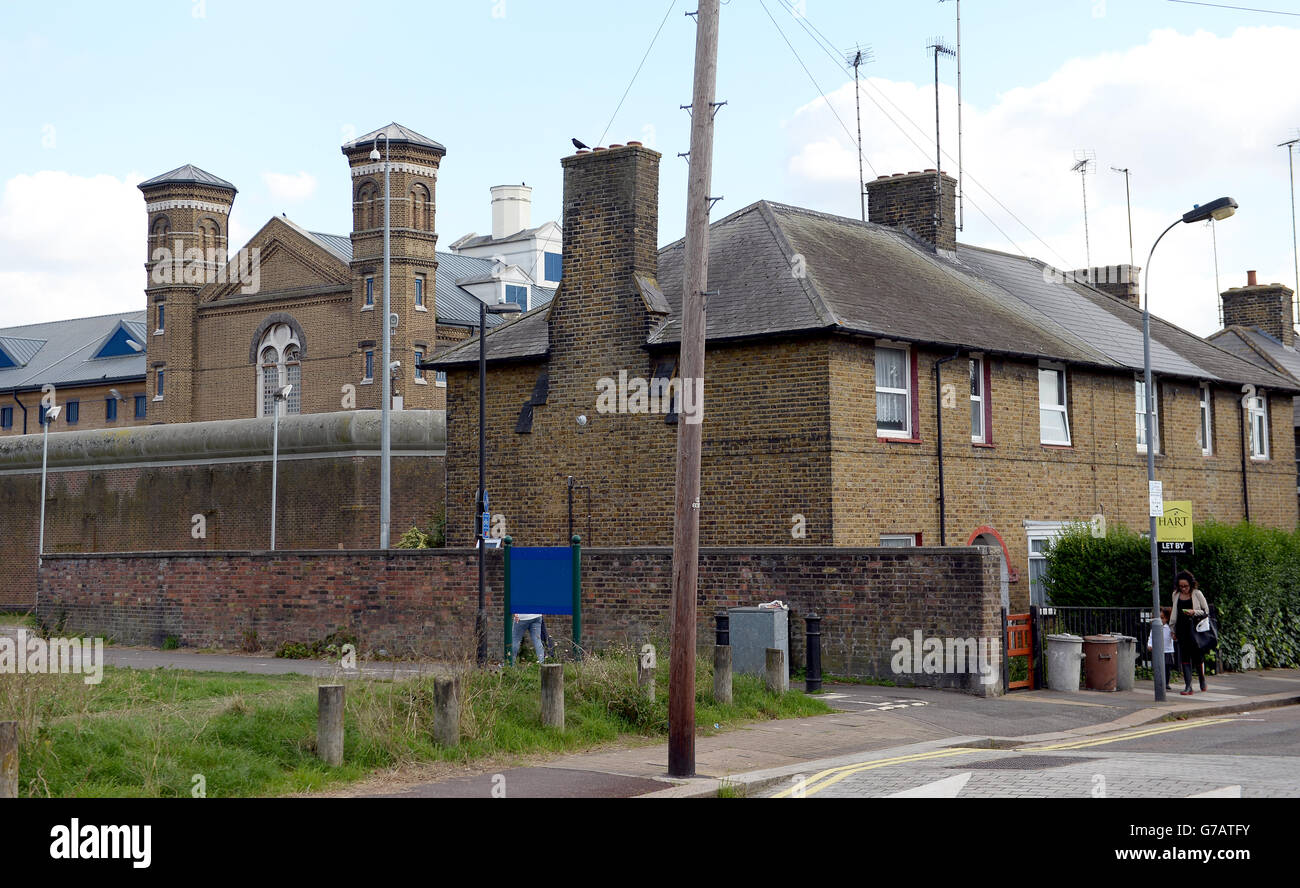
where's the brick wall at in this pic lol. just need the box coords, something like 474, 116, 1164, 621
1, 381, 151, 437
37, 545, 1005, 694
866, 171, 957, 251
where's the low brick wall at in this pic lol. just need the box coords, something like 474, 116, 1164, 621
37, 545, 1005, 694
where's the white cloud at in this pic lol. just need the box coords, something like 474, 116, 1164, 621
0, 171, 142, 326
261, 170, 318, 203
783, 26, 1300, 336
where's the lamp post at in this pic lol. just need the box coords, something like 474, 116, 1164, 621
1142, 196, 1237, 702
476, 295, 522, 666
38, 404, 63, 567
370, 133, 392, 549
270, 384, 293, 551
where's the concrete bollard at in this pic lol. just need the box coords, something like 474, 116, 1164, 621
765, 648, 788, 694
637, 650, 656, 703
317, 685, 345, 767
713, 645, 733, 705
0, 721, 17, 798
433, 675, 460, 747
541, 663, 565, 730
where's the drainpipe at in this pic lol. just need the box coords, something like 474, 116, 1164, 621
11, 390, 27, 435
1239, 401, 1251, 522
934, 350, 964, 546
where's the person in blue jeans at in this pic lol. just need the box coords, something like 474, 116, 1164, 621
513, 612, 546, 664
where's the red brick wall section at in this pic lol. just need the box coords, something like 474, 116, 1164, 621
37, 545, 1005, 695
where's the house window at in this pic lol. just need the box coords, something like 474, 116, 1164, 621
256, 324, 302, 417
155, 369, 165, 401
1198, 384, 1213, 455
415, 274, 425, 309
505, 284, 528, 310
1026, 521, 1070, 607
365, 350, 375, 381
1248, 393, 1269, 459
1135, 378, 1159, 453
1, 406, 12, 429
65, 400, 79, 424
436, 370, 447, 387
365, 277, 375, 307
880, 534, 918, 547
875, 345, 912, 438
134, 395, 147, 419
544, 252, 562, 282
414, 349, 425, 381
970, 357, 986, 443
105, 397, 117, 422
156, 304, 165, 333
1038, 366, 1070, 445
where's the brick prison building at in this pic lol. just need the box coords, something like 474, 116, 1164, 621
432, 147, 1299, 611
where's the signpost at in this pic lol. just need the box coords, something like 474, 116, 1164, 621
1156, 500, 1194, 556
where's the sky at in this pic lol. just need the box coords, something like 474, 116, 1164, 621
2, 0, 1300, 336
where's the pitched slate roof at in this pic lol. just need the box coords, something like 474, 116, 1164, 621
1207, 326, 1300, 426
0, 311, 148, 392
138, 164, 236, 192
343, 123, 446, 153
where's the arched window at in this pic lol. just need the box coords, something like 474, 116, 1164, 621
356, 181, 380, 230
198, 217, 222, 261
151, 216, 171, 240
410, 183, 431, 230
256, 324, 302, 417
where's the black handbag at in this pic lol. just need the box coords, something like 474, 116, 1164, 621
1192, 613, 1219, 654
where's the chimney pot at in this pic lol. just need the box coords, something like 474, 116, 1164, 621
1247, 270, 1257, 286
627, 141, 643, 146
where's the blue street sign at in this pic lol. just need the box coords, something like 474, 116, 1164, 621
481, 512, 491, 538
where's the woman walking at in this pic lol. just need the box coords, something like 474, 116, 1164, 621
1168, 570, 1211, 695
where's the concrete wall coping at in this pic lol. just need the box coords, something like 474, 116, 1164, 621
0, 409, 446, 471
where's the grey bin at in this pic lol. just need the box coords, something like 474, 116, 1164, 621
728, 606, 789, 682
1115, 635, 1137, 691
1045, 633, 1085, 692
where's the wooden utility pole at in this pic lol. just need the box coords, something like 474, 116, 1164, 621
668, 0, 720, 779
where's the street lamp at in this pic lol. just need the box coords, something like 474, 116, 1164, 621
38, 404, 63, 567
476, 294, 522, 665
1142, 196, 1237, 702
270, 384, 293, 550
370, 133, 393, 549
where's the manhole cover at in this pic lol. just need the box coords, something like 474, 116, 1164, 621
953, 755, 1094, 771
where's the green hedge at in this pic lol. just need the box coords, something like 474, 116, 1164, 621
1042, 521, 1300, 670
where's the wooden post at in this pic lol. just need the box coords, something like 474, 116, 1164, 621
713, 645, 732, 705
433, 676, 460, 747
0, 721, 17, 799
668, 0, 720, 781
541, 663, 564, 730
765, 649, 788, 694
317, 685, 345, 766
637, 653, 656, 703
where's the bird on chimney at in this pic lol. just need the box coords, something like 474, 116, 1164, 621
572, 138, 591, 150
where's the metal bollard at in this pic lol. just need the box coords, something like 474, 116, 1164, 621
715, 612, 729, 647
804, 613, 822, 693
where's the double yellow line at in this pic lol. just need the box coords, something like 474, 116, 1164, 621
770, 748, 981, 798
770, 716, 1236, 797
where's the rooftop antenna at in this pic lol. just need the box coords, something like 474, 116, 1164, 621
939, 0, 963, 230
927, 37, 956, 244
1111, 166, 1134, 267
1279, 132, 1300, 329
1072, 149, 1097, 268
845, 44, 874, 222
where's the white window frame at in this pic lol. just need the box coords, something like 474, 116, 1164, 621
1249, 393, 1269, 460
255, 325, 302, 418
1038, 364, 1071, 446
155, 303, 165, 335
970, 355, 986, 444
414, 348, 427, 385
1135, 377, 1160, 454
435, 370, 447, 388
875, 343, 912, 439
1025, 520, 1071, 607
1198, 383, 1213, 455
879, 534, 918, 547
154, 368, 165, 402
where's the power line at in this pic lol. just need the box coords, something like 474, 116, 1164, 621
1166, 0, 1300, 16
757, 0, 876, 177
596, 0, 678, 148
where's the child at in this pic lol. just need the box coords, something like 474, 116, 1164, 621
1147, 607, 1175, 690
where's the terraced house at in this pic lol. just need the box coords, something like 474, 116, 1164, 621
432, 145, 1299, 611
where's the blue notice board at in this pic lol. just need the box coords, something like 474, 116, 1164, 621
509, 546, 574, 615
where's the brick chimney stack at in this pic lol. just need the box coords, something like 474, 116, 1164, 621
1221, 270, 1296, 346
866, 170, 957, 252
1072, 264, 1142, 307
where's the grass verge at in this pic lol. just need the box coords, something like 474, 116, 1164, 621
2, 644, 830, 797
